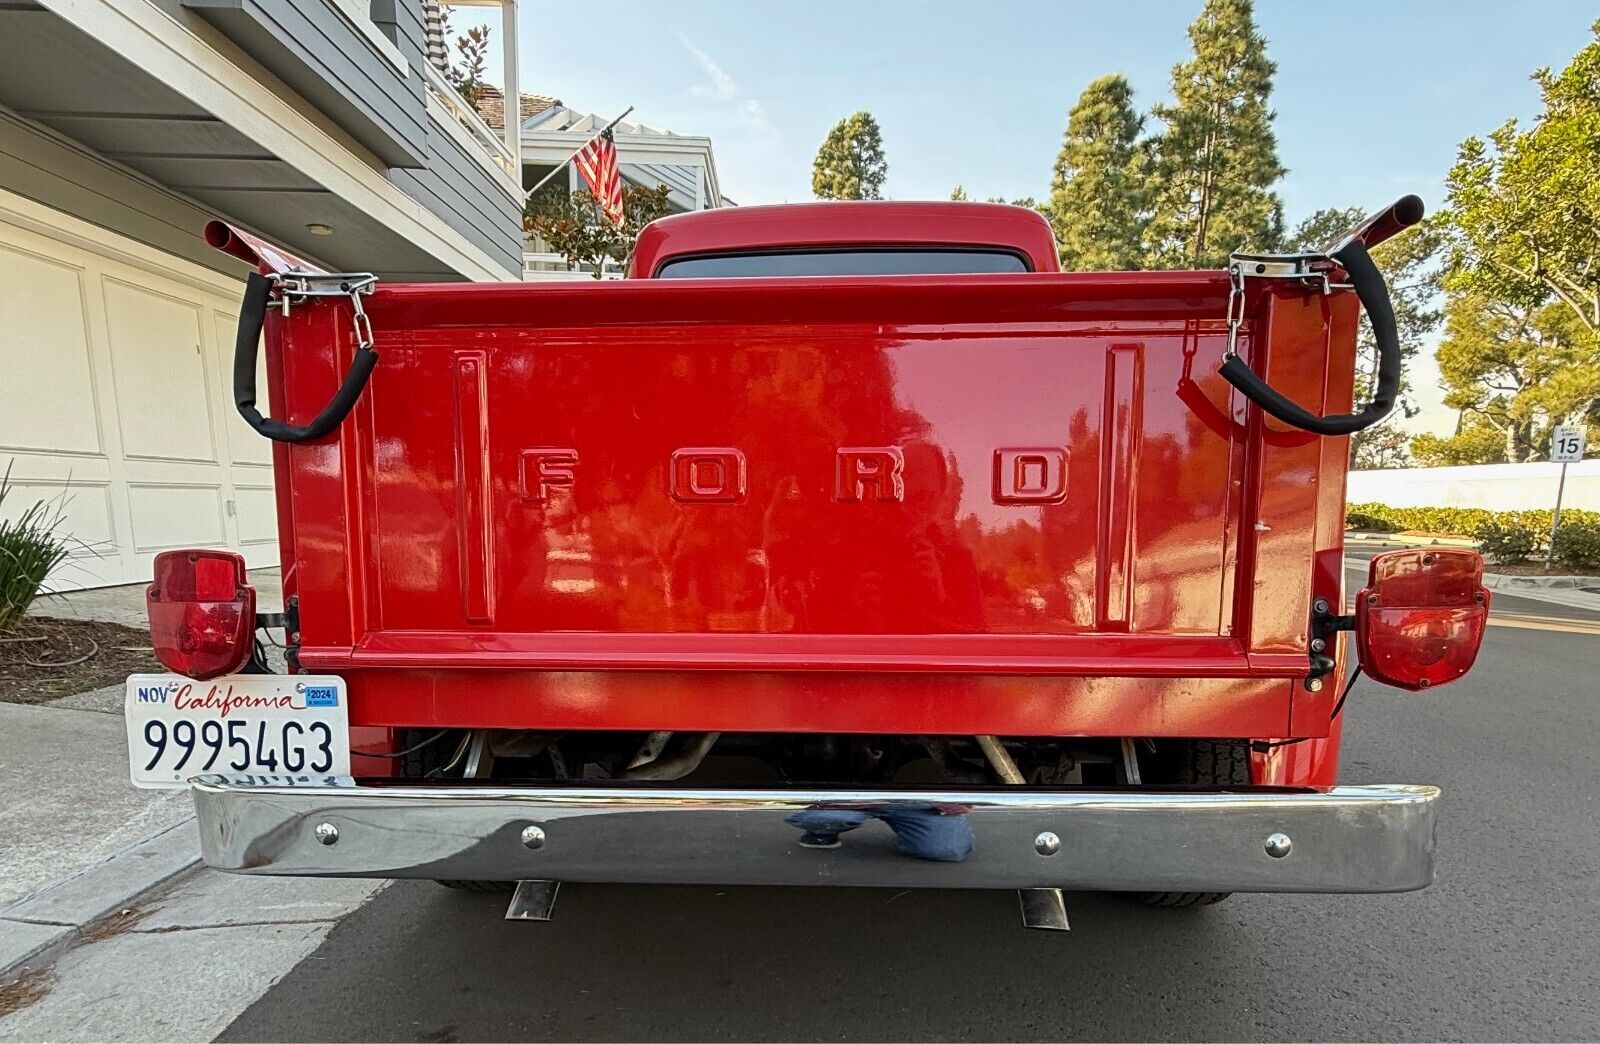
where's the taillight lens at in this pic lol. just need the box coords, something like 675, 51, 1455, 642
146, 550, 256, 680
1355, 548, 1489, 691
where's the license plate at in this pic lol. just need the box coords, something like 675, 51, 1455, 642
125, 674, 351, 789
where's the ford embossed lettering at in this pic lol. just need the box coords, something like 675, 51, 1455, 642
518, 446, 1070, 505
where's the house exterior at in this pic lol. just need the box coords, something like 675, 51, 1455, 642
473, 90, 724, 279
0, 0, 526, 589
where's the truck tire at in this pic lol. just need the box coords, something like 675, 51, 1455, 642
398, 730, 514, 894
1132, 738, 1251, 908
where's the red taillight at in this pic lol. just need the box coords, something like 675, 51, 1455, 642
1355, 549, 1489, 691
146, 550, 256, 680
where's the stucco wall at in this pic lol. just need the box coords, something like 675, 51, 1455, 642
1349, 460, 1600, 512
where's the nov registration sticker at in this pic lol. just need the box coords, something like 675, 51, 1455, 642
125, 674, 351, 789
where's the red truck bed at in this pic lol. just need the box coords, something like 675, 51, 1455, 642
263, 268, 1356, 739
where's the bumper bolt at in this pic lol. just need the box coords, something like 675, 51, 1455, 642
313, 822, 339, 846
1264, 832, 1292, 858
1034, 831, 1061, 856
520, 824, 547, 850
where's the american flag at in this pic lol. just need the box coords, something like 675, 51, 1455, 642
574, 128, 625, 227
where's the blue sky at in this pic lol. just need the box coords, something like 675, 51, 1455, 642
460, 0, 1596, 433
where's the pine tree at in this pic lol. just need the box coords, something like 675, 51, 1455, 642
1050, 75, 1146, 270
812, 111, 887, 200
1145, 0, 1285, 267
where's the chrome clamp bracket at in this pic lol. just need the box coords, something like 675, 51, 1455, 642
269, 271, 378, 352
1223, 252, 1347, 361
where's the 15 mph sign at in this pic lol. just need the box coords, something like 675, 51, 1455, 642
1551, 425, 1586, 463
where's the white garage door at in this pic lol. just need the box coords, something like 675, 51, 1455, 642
0, 192, 277, 590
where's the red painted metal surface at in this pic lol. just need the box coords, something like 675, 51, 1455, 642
258, 262, 1357, 742
203, 220, 316, 276
628, 201, 1062, 276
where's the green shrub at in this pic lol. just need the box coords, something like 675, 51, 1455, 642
1346, 501, 1600, 542
1552, 520, 1600, 570
1474, 518, 1538, 564
1346, 509, 1402, 533
1345, 502, 1494, 537
0, 464, 74, 631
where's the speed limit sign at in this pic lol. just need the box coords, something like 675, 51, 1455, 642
1551, 425, 1586, 463
1547, 425, 1587, 563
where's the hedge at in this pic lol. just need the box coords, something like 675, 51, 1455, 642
1346, 502, 1600, 538
1552, 521, 1600, 569
1346, 501, 1600, 569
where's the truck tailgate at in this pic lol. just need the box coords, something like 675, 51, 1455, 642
269, 272, 1355, 737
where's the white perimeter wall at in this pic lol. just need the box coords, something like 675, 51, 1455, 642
1349, 460, 1600, 512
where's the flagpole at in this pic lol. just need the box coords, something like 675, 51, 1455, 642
523, 106, 636, 201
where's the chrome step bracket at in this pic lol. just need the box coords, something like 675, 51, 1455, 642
505, 879, 560, 921
1018, 887, 1070, 932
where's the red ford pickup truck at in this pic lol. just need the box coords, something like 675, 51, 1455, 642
128, 196, 1488, 929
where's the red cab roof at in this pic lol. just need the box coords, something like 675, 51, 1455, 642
627, 201, 1061, 277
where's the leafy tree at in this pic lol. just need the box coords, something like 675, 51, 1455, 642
1144, 0, 1285, 267
1290, 208, 1444, 373
1424, 21, 1600, 465
1352, 424, 1413, 470
1420, 294, 1598, 462
441, 8, 491, 106
1441, 22, 1600, 338
1050, 75, 1146, 270
948, 185, 1051, 222
1006, 197, 1050, 219
525, 182, 672, 278
812, 112, 887, 200
1411, 414, 1510, 467
1289, 208, 1443, 469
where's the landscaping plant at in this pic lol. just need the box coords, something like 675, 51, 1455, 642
0, 463, 73, 631
1474, 518, 1539, 564
1551, 520, 1600, 570
1347, 501, 1600, 540
1347, 500, 1600, 571
525, 182, 671, 278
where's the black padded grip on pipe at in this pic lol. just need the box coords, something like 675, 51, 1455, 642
233, 272, 378, 444
1218, 239, 1401, 437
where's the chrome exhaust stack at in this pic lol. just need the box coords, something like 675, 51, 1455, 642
976, 734, 1071, 932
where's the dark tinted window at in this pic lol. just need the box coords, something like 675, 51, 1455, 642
655, 249, 1030, 278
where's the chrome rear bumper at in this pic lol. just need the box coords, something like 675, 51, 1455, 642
190, 778, 1438, 893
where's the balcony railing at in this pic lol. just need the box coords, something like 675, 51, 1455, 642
523, 233, 623, 279
421, 61, 520, 194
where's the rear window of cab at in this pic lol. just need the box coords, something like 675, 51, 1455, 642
654, 248, 1031, 278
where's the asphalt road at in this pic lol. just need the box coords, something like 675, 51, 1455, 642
220, 583, 1600, 1042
